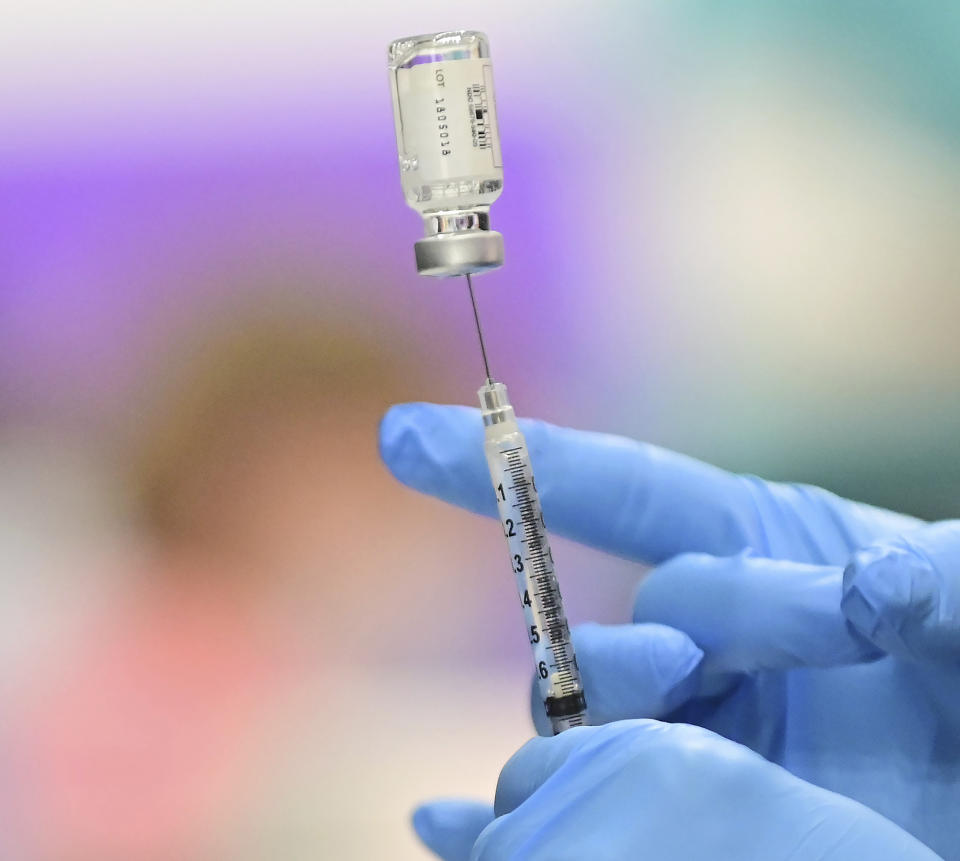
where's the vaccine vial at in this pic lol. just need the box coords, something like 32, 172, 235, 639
388, 30, 505, 277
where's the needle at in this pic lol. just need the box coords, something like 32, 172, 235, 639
465, 272, 493, 383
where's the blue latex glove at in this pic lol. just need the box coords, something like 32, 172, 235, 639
411, 720, 941, 861
379, 404, 960, 859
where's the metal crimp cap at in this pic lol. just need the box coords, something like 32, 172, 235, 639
415, 230, 504, 277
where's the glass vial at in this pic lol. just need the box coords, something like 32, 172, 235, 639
388, 30, 505, 277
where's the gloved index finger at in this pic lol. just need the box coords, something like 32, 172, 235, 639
380, 402, 910, 565
380, 402, 762, 564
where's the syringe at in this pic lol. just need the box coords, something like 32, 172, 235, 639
468, 277, 588, 734
387, 30, 587, 733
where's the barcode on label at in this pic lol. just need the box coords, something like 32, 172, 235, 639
468, 84, 490, 149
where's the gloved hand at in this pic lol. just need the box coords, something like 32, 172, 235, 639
379, 404, 960, 859
411, 720, 941, 861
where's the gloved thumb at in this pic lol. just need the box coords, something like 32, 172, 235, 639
412, 800, 494, 861
481, 722, 942, 861
842, 520, 960, 661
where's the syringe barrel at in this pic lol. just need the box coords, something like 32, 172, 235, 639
479, 382, 588, 734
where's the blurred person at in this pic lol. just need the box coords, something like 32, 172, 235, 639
3, 313, 479, 859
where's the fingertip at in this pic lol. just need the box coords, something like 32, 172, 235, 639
494, 728, 597, 817
648, 625, 705, 703
411, 802, 433, 843
378, 402, 438, 483
412, 800, 495, 861
378, 403, 415, 477
572, 622, 704, 722
842, 543, 948, 659
377, 403, 493, 514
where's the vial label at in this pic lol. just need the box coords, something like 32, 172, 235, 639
397, 57, 502, 181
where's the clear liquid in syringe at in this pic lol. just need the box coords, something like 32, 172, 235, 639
480, 380, 588, 734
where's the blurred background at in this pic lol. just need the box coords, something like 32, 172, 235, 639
1, 1, 958, 857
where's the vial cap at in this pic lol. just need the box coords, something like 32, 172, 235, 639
414, 231, 504, 277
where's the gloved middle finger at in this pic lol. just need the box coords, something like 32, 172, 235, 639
633, 550, 884, 677
530, 622, 704, 735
